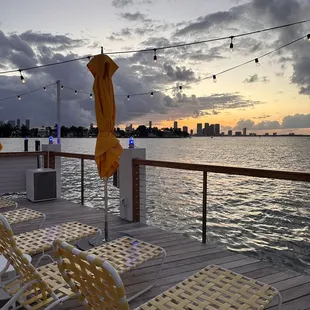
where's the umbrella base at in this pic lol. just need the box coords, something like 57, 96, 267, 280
77, 232, 134, 251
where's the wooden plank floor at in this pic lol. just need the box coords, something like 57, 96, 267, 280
2, 197, 310, 309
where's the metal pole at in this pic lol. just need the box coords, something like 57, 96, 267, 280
56, 80, 61, 144
81, 159, 84, 205
202, 171, 207, 244
104, 177, 108, 241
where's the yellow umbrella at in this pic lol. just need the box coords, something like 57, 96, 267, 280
87, 53, 123, 241
0, 142, 2, 151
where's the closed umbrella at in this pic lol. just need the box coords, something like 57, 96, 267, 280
87, 53, 123, 242
0, 142, 2, 151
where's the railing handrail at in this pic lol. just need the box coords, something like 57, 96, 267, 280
132, 159, 310, 182
51, 151, 95, 160
0, 151, 47, 157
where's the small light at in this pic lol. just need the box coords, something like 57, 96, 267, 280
213, 75, 217, 83
19, 70, 25, 84
129, 136, 135, 148
75, 90, 77, 95
90, 93, 93, 99
151, 92, 154, 97
230, 36, 234, 52
307, 34, 310, 41
153, 49, 157, 62
255, 58, 260, 66
179, 85, 182, 90
18, 95, 21, 100
43, 87, 46, 91
61, 85, 64, 89
127, 95, 130, 100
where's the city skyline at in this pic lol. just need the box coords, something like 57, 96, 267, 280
0, 1, 309, 133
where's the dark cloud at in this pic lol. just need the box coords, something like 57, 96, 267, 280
120, 11, 150, 22
108, 28, 132, 40
243, 74, 269, 83
282, 114, 310, 129
112, 0, 133, 8
163, 64, 195, 82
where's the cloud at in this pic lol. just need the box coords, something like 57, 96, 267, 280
282, 114, 310, 129
243, 74, 269, 83
234, 119, 255, 130
163, 64, 196, 82
120, 11, 150, 22
112, 0, 133, 8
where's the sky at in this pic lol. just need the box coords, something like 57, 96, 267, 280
0, 0, 310, 134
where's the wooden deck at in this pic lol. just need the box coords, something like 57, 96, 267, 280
3, 198, 310, 309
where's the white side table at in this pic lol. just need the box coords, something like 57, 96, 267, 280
0, 254, 32, 301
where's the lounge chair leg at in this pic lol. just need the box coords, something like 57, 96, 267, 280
276, 289, 283, 309
35, 250, 54, 268
38, 213, 46, 229
128, 250, 166, 302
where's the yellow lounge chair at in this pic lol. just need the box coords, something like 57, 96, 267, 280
54, 239, 283, 310
0, 197, 18, 209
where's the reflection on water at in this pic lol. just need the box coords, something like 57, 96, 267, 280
2, 136, 310, 272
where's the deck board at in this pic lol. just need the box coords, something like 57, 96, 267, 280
1, 197, 310, 309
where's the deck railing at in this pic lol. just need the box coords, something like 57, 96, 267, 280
132, 159, 310, 243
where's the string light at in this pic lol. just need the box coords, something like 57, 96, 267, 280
127, 95, 130, 100
61, 85, 64, 90
43, 87, 46, 91
75, 90, 77, 95
151, 92, 154, 97
19, 70, 25, 84
213, 75, 217, 83
179, 85, 182, 90
307, 34, 310, 41
18, 95, 21, 100
230, 36, 234, 52
255, 58, 260, 66
90, 93, 93, 99
153, 49, 157, 62
0, 19, 308, 77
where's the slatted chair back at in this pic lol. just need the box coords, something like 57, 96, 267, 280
0, 214, 53, 302
54, 239, 130, 310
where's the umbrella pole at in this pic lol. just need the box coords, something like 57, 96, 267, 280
104, 177, 108, 241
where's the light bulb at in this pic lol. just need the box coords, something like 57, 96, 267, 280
127, 95, 130, 101
153, 49, 157, 62
255, 58, 260, 66
18, 95, 21, 100
90, 93, 93, 99
229, 36, 234, 52
151, 92, 154, 97
44, 87, 46, 91
75, 90, 77, 95
61, 85, 64, 90
213, 75, 217, 83
19, 70, 25, 84
307, 34, 310, 41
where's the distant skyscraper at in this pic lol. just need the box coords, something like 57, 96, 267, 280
173, 121, 178, 130
228, 130, 233, 136
149, 121, 152, 128
190, 129, 193, 135
204, 123, 209, 136
215, 124, 220, 136
26, 119, 30, 130
90, 123, 94, 129
126, 124, 133, 132
8, 120, 16, 127
183, 126, 188, 133
243, 127, 247, 136
197, 123, 203, 136
17, 119, 21, 128
210, 124, 215, 136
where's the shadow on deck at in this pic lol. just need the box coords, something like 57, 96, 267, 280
5, 198, 310, 309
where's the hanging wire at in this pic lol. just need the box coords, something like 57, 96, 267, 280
60, 34, 307, 98
0, 82, 56, 102
0, 19, 309, 75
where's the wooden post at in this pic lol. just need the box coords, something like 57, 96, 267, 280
132, 162, 140, 222
81, 158, 84, 205
202, 171, 207, 244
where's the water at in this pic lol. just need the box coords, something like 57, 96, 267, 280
1, 136, 310, 272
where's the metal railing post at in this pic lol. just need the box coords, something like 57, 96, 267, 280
202, 171, 207, 244
132, 161, 140, 222
81, 158, 84, 205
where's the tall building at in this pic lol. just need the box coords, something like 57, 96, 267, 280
243, 127, 247, 136
215, 124, 220, 136
228, 130, 233, 136
190, 129, 193, 135
209, 124, 215, 136
204, 123, 209, 136
149, 121, 152, 128
26, 119, 30, 130
8, 120, 16, 127
197, 123, 203, 136
182, 126, 188, 133
125, 124, 133, 132
17, 119, 21, 128
173, 121, 178, 130
90, 123, 94, 129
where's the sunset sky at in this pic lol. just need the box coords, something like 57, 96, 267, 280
0, 0, 309, 134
